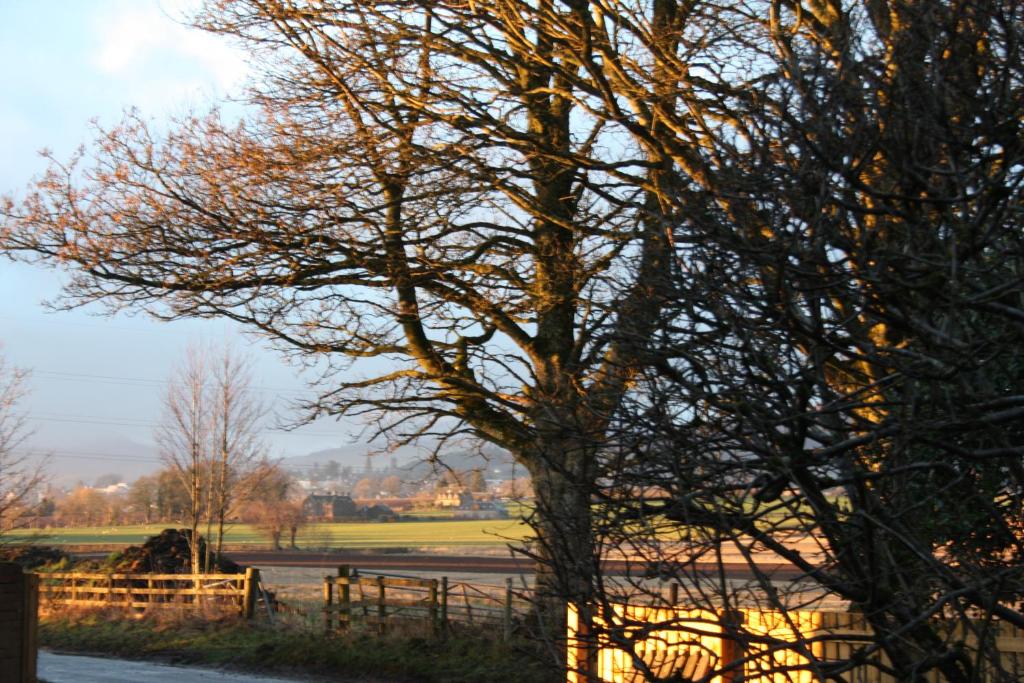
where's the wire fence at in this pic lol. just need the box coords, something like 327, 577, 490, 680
319, 565, 531, 638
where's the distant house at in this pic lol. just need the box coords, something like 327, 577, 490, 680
303, 494, 396, 521
362, 503, 396, 521
303, 494, 359, 520
435, 489, 474, 509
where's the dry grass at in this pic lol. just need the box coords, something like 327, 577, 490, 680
40, 604, 556, 683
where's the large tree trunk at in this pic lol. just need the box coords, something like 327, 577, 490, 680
522, 434, 598, 671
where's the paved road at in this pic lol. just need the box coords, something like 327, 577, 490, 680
39, 652, 314, 683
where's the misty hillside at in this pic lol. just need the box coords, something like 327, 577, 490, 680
280, 445, 518, 481
38, 434, 162, 488
33, 431, 519, 489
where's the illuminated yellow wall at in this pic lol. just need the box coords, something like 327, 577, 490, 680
567, 604, 1024, 683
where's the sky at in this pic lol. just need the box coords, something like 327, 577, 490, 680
0, 0, 389, 483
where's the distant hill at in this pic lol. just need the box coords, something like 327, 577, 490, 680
279, 444, 518, 480
278, 444, 418, 473
32, 434, 162, 488
394, 448, 518, 481
29, 431, 519, 489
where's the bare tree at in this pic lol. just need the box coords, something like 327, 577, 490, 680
155, 346, 210, 574
209, 347, 268, 568
379, 474, 402, 498
156, 343, 268, 572
352, 476, 379, 500
54, 486, 113, 527
574, 1, 1024, 681
0, 354, 45, 539
240, 463, 304, 551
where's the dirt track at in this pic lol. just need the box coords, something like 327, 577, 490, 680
220, 550, 804, 580
72, 548, 809, 580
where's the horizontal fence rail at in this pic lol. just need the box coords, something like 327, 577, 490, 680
568, 604, 1024, 683
36, 568, 260, 617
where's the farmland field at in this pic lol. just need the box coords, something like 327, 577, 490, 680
12, 518, 531, 549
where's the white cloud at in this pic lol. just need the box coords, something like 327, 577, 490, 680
91, 0, 249, 101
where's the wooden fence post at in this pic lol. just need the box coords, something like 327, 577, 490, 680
338, 565, 350, 632
242, 567, 258, 620
440, 576, 449, 634
323, 574, 334, 633
719, 608, 746, 683
0, 562, 37, 683
428, 578, 439, 634
24, 572, 38, 683
503, 578, 513, 642
376, 575, 386, 634
569, 602, 594, 683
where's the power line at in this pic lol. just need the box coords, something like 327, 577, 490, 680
15, 449, 162, 463
15, 449, 375, 467
25, 413, 350, 438
29, 369, 311, 396
0, 313, 203, 336
54, 454, 154, 462
31, 412, 153, 425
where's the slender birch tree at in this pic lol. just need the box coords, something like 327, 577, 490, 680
157, 344, 268, 572
156, 346, 210, 574
209, 347, 268, 568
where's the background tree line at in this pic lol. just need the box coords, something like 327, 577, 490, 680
45, 464, 299, 536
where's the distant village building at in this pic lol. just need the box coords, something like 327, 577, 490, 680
303, 493, 359, 520
302, 493, 395, 521
434, 489, 475, 509
362, 503, 396, 521
433, 489, 509, 519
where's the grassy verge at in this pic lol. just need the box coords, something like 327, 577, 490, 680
40, 610, 556, 683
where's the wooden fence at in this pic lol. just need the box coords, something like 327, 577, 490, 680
36, 568, 260, 618
322, 565, 525, 637
568, 604, 1024, 683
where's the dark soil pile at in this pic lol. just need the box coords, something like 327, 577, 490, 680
111, 529, 242, 574
0, 544, 72, 569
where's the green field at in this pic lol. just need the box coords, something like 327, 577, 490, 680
12, 518, 531, 549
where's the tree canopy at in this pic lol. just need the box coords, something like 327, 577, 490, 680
1, 0, 673, 643
589, 1, 1024, 680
